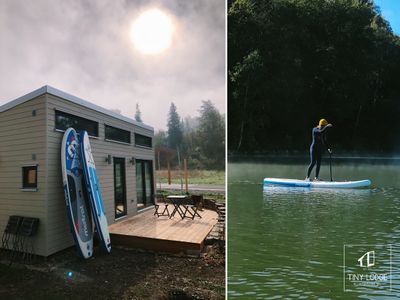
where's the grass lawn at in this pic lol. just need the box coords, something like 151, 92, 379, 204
155, 170, 225, 185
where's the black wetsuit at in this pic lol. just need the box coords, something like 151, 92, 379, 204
306, 126, 330, 178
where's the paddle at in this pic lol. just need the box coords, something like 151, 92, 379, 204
329, 149, 333, 182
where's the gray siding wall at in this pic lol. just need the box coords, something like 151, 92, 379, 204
0, 96, 48, 256
46, 94, 154, 256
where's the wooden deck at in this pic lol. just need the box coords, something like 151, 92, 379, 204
109, 208, 218, 254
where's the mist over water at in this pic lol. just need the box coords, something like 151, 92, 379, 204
228, 160, 400, 299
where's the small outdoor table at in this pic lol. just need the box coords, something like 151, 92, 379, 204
167, 195, 190, 219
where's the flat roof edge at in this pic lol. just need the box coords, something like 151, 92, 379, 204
0, 85, 154, 132
0, 86, 47, 113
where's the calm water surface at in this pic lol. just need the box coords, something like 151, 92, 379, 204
228, 161, 400, 299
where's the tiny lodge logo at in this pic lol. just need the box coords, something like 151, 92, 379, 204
358, 251, 375, 268
344, 244, 392, 292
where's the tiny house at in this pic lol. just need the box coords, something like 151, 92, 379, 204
0, 86, 155, 256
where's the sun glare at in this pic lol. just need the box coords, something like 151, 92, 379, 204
130, 9, 174, 55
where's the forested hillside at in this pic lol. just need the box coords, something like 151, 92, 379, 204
228, 0, 400, 154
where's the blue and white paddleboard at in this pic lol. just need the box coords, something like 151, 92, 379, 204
80, 131, 111, 253
263, 178, 371, 189
61, 128, 93, 259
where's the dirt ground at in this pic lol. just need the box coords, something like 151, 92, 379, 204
0, 244, 225, 299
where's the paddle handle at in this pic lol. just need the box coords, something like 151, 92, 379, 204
329, 151, 333, 182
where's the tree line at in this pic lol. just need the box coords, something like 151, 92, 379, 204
153, 100, 225, 170
228, 0, 400, 155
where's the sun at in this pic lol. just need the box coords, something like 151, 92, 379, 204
130, 9, 174, 55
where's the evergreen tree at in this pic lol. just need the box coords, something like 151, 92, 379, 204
135, 103, 142, 122
167, 102, 183, 150
198, 100, 225, 169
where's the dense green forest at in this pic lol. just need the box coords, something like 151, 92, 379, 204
228, 0, 400, 155
155, 100, 225, 170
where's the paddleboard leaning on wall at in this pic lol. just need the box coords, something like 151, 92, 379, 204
61, 128, 94, 259
80, 130, 112, 253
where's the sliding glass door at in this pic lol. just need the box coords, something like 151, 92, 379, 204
136, 160, 154, 210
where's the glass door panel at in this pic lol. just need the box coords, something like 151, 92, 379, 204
136, 161, 144, 209
114, 157, 127, 218
144, 161, 154, 204
136, 160, 154, 210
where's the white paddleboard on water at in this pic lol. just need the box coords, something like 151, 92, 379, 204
264, 178, 371, 189
80, 131, 111, 253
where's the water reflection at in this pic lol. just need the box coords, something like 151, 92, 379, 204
228, 162, 400, 299
263, 186, 372, 197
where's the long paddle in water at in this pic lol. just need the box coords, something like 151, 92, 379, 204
329, 150, 333, 182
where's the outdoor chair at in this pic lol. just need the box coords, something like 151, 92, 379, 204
183, 195, 202, 220
1, 215, 23, 260
18, 217, 40, 263
154, 194, 170, 217
1, 216, 39, 264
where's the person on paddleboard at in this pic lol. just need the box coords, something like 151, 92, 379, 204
305, 118, 332, 181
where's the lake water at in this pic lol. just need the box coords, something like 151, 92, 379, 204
228, 159, 400, 299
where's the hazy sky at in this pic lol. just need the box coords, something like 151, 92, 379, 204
0, 0, 226, 130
